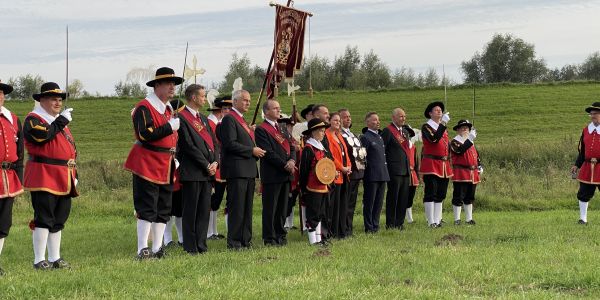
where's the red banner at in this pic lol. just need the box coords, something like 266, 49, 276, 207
273, 5, 309, 82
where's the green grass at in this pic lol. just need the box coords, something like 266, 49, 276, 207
2, 82, 600, 298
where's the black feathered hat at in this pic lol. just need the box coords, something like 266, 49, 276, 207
585, 102, 600, 113
146, 67, 184, 87
302, 118, 330, 136
424, 101, 445, 119
452, 119, 473, 131
300, 104, 315, 120
0, 80, 13, 95
33, 82, 67, 101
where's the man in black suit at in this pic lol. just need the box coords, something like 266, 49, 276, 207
360, 112, 390, 233
218, 90, 266, 249
255, 99, 296, 246
381, 108, 412, 230
176, 84, 219, 254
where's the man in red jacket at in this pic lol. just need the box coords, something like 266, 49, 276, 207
0, 81, 24, 275
124, 67, 182, 259
24, 82, 77, 270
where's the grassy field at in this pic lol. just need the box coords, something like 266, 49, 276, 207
1, 82, 600, 298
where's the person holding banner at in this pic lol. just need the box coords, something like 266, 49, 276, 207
255, 99, 295, 246
24, 82, 77, 270
420, 101, 453, 228
124, 67, 181, 259
176, 84, 219, 254
0, 81, 23, 275
218, 90, 265, 250
450, 119, 480, 225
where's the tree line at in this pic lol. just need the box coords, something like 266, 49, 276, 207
4, 33, 600, 100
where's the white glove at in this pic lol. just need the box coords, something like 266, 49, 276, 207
441, 112, 450, 124
174, 158, 180, 169
478, 166, 483, 174
468, 129, 477, 141
168, 117, 180, 131
60, 108, 73, 122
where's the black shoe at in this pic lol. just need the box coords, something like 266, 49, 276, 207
578, 219, 588, 225
454, 220, 461, 225
33, 260, 51, 270
466, 220, 476, 225
264, 240, 278, 247
436, 222, 442, 228
213, 234, 225, 240
153, 247, 167, 259
429, 223, 438, 228
137, 247, 153, 260
165, 241, 177, 248
51, 258, 71, 269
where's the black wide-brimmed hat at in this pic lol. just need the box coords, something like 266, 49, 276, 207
585, 102, 600, 113
300, 104, 315, 120
0, 80, 13, 95
146, 67, 184, 87
169, 99, 186, 114
302, 118, 330, 136
453, 119, 473, 131
207, 95, 233, 111
33, 82, 68, 101
277, 113, 293, 124
403, 124, 416, 137
424, 101, 445, 119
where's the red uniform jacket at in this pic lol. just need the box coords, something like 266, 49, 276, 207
0, 112, 24, 198
450, 137, 481, 184
420, 122, 453, 178
577, 126, 600, 184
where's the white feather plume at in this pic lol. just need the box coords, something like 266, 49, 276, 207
410, 128, 422, 144
206, 89, 219, 110
232, 77, 243, 94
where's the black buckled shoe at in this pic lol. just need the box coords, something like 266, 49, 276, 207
153, 247, 167, 259
429, 223, 438, 228
454, 220, 461, 225
466, 220, 476, 225
137, 247, 153, 260
51, 258, 71, 269
578, 219, 588, 225
33, 260, 52, 270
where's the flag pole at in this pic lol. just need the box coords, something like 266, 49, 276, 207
176, 42, 189, 117
64, 25, 69, 110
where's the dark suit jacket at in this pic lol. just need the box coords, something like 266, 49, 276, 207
255, 122, 296, 184
341, 128, 365, 181
360, 128, 390, 182
381, 124, 410, 176
176, 112, 218, 182
217, 112, 258, 179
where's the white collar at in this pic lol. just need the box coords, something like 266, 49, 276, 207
0, 106, 14, 125
307, 138, 325, 150
392, 122, 402, 131
588, 122, 600, 134
208, 113, 219, 124
32, 102, 58, 124
368, 128, 379, 135
427, 119, 439, 131
231, 107, 243, 117
453, 135, 467, 143
186, 105, 199, 117
342, 127, 353, 136
146, 92, 172, 114
265, 118, 278, 128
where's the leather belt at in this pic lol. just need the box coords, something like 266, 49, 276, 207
30, 156, 76, 168
453, 164, 476, 170
423, 154, 448, 161
1, 161, 15, 170
137, 141, 176, 155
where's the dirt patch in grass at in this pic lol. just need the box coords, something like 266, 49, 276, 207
435, 233, 464, 246
313, 248, 331, 257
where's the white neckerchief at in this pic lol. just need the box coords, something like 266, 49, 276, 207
208, 113, 219, 124
427, 119, 439, 131
307, 138, 324, 150
0, 106, 14, 125
231, 107, 243, 117
186, 105, 199, 117
453, 134, 467, 144
588, 122, 600, 134
146, 92, 172, 114
32, 102, 58, 124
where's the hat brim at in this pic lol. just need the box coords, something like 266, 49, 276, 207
453, 123, 473, 131
33, 92, 68, 101
146, 76, 184, 87
424, 101, 445, 119
0, 83, 13, 95
302, 122, 330, 136
585, 106, 600, 113
403, 125, 416, 137
278, 118, 293, 124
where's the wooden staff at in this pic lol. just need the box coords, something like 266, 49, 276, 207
175, 42, 189, 117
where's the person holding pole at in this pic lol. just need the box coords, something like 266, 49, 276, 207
420, 101, 453, 228
124, 67, 182, 259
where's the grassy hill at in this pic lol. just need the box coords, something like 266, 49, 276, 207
2, 82, 600, 298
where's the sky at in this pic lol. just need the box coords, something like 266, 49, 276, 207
1, 0, 599, 95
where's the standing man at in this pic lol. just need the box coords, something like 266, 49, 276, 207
360, 112, 389, 233
218, 89, 265, 250
176, 84, 219, 254
124, 67, 182, 259
24, 82, 77, 270
255, 99, 295, 246
420, 101, 453, 228
207, 96, 232, 240
572, 102, 600, 225
0, 81, 24, 275
339, 108, 365, 237
381, 107, 413, 230
291, 104, 314, 143
450, 120, 480, 225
